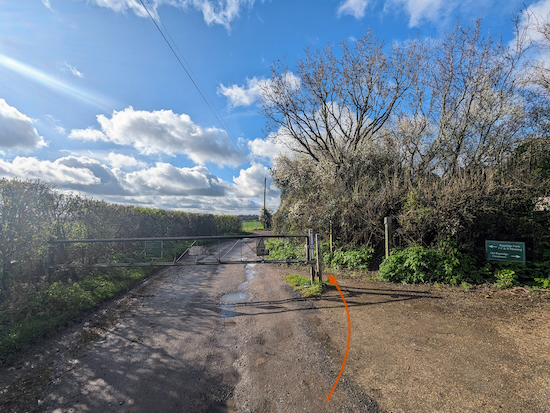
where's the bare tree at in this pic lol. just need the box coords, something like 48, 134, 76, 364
523, 9, 550, 94
260, 31, 426, 168
393, 20, 529, 178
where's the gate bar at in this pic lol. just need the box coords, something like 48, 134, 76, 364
50, 234, 308, 244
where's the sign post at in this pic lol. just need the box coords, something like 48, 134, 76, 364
485, 240, 525, 263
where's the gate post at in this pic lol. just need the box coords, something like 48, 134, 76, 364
308, 229, 315, 283
315, 233, 322, 282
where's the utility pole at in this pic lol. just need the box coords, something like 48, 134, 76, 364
264, 178, 267, 214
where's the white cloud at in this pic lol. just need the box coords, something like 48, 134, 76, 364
0, 99, 46, 149
337, 0, 369, 19
185, 0, 255, 30
405, 0, 442, 27
106, 152, 147, 169
69, 127, 107, 141
44, 114, 67, 134
88, 0, 149, 17
42, 0, 54, 12
218, 77, 265, 107
64, 62, 84, 78
69, 106, 243, 166
0, 156, 99, 185
233, 163, 278, 198
385, 0, 444, 27
86, 0, 255, 29
514, 0, 550, 83
0, 155, 279, 214
121, 163, 229, 196
247, 135, 294, 160
518, 0, 550, 44
218, 72, 300, 108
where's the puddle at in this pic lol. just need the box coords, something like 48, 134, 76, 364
245, 263, 257, 268
221, 292, 250, 303
238, 281, 248, 290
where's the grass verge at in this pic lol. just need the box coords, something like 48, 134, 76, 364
0, 267, 154, 358
283, 274, 331, 297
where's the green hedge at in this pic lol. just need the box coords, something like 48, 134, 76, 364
0, 178, 243, 356
379, 242, 550, 288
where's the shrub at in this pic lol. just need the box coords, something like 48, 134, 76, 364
324, 245, 374, 271
494, 269, 518, 289
379, 241, 479, 285
265, 239, 305, 261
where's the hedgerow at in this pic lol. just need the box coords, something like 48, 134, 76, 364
0, 178, 242, 356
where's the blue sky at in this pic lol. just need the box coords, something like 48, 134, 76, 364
0, 0, 547, 215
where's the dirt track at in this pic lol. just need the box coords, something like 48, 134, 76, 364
1, 239, 549, 412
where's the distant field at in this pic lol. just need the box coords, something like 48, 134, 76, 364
242, 221, 264, 231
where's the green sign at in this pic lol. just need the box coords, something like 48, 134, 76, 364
145, 241, 163, 258
485, 240, 525, 263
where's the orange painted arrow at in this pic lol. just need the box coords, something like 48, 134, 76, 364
326, 274, 351, 402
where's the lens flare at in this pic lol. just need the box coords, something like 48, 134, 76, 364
0, 53, 114, 109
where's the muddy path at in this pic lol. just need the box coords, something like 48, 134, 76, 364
1, 237, 550, 412
0, 239, 377, 412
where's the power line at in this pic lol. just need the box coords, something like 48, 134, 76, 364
138, 0, 251, 165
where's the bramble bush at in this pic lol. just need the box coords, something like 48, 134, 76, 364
265, 239, 305, 261
378, 241, 480, 285
322, 244, 374, 271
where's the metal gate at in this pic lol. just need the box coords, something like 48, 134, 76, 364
48, 233, 323, 280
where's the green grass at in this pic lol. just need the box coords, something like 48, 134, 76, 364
242, 221, 265, 231
0, 267, 153, 357
283, 274, 328, 297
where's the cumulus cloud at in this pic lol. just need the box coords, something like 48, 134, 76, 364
122, 163, 229, 196
233, 163, 278, 198
69, 106, 243, 166
69, 128, 107, 141
247, 135, 294, 160
337, 0, 369, 19
218, 77, 265, 107
0, 155, 279, 214
218, 72, 300, 108
0, 156, 100, 186
86, 0, 255, 29
0, 99, 46, 150
106, 152, 147, 169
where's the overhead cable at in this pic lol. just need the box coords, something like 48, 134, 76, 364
138, 0, 251, 165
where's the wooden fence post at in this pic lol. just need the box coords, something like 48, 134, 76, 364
384, 217, 393, 259
329, 221, 333, 254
